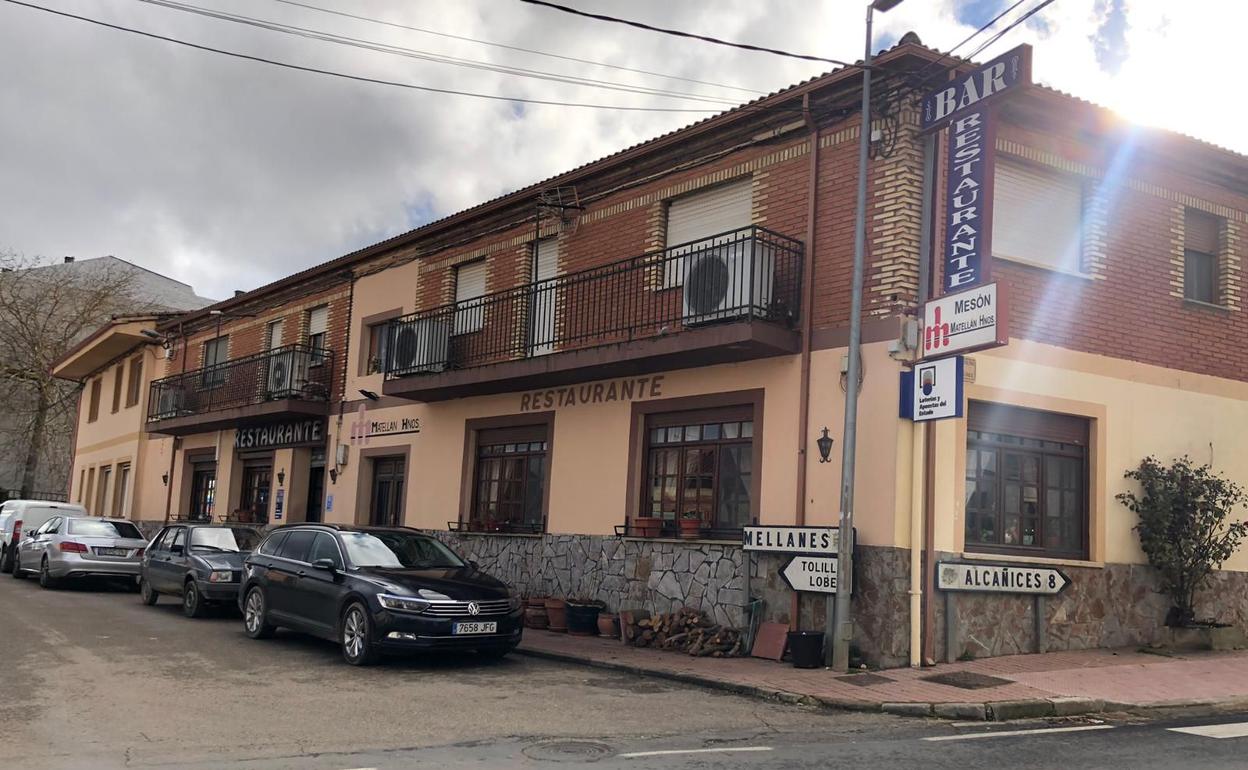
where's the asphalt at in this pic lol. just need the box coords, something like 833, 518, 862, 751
7, 574, 1248, 769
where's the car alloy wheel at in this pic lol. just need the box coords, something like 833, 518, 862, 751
243, 587, 274, 639
183, 581, 204, 619
11, 551, 23, 580
140, 578, 158, 606
341, 604, 376, 666
39, 557, 58, 589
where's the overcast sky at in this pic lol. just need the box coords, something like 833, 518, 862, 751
0, 0, 1240, 300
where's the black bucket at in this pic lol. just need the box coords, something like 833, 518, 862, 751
787, 631, 825, 669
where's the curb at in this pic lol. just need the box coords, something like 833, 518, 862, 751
516, 646, 1248, 723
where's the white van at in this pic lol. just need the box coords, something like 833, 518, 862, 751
0, 500, 88, 573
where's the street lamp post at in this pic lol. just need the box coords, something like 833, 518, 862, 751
832, 0, 905, 671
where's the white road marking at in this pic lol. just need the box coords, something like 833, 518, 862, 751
618, 746, 774, 758
923, 725, 1116, 742
1169, 722, 1248, 739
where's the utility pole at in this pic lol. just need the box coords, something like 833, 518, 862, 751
832, 0, 905, 671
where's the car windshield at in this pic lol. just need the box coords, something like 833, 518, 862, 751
190, 527, 261, 552
67, 519, 143, 539
340, 531, 466, 569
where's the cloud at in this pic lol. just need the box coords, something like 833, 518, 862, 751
0, 0, 1239, 300
1092, 0, 1129, 74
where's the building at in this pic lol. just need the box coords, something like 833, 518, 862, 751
58, 37, 1248, 668
3, 256, 210, 500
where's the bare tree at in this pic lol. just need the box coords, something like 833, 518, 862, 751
0, 251, 148, 498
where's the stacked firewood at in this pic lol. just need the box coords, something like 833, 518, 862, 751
621, 607, 743, 657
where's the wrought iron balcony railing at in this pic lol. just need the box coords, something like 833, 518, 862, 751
384, 225, 803, 379
147, 344, 334, 422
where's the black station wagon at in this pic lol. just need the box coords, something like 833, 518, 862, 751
238, 524, 522, 665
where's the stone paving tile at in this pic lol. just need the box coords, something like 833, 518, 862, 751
519, 630, 1248, 708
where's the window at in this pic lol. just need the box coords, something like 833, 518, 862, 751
306, 305, 328, 353
113, 463, 131, 518
266, 318, 285, 350
964, 401, 1088, 559
453, 261, 487, 335
111, 363, 124, 414
993, 160, 1084, 273
643, 407, 754, 533
1184, 208, 1222, 305
125, 356, 143, 408
366, 322, 390, 374
257, 530, 288, 556
277, 530, 317, 562
664, 179, 752, 287
85, 467, 96, 507
87, 378, 102, 422
169, 527, 186, 552
471, 426, 548, 533
239, 464, 272, 524
308, 533, 343, 567
96, 465, 112, 517
68, 519, 142, 539
202, 336, 228, 387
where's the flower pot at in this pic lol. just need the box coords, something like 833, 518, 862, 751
678, 518, 702, 540
524, 599, 549, 629
566, 601, 603, 636
634, 517, 662, 538
597, 612, 619, 638
544, 598, 568, 632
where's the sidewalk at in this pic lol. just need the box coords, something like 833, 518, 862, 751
517, 630, 1248, 721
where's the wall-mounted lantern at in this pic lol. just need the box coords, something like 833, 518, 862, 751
816, 427, 835, 464
277, 468, 286, 487
161, 472, 169, 486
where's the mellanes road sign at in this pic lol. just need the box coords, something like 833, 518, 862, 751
780, 556, 839, 595
741, 525, 846, 556
936, 561, 1070, 595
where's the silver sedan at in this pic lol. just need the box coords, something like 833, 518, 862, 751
14, 515, 147, 589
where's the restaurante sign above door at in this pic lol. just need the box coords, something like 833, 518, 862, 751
234, 419, 325, 450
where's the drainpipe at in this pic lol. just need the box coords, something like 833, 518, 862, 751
792, 93, 820, 630
910, 132, 937, 667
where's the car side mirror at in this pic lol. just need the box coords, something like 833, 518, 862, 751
170, 544, 184, 555
311, 558, 337, 572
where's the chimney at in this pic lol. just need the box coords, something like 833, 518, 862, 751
234, 290, 244, 298
63, 256, 75, 264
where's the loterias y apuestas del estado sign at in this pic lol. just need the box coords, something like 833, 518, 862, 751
235, 418, 325, 450
936, 561, 1069, 596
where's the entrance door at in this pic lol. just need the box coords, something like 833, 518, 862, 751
369, 457, 405, 527
306, 467, 325, 523
189, 466, 216, 522
528, 238, 558, 356
240, 464, 272, 525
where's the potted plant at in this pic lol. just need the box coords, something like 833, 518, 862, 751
597, 611, 619, 638
566, 598, 605, 636
524, 596, 549, 629
1118, 456, 1248, 649
678, 510, 703, 540
544, 597, 568, 632
633, 515, 662, 538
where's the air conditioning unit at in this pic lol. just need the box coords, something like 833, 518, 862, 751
391, 318, 451, 374
266, 350, 297, 399
682, 238, 775, 325
154, 387, 186, 419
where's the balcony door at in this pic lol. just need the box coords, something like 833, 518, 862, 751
529, 238, 559, 356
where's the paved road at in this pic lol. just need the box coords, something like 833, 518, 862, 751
5, 575, 1248, 769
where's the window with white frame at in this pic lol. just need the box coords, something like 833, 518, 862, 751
663, 179, 752, 287
454, 260, 487, 335
992, 159, 1085, 274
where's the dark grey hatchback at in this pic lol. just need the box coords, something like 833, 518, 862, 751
140, 524, 263, 618
239, 524, 522, 665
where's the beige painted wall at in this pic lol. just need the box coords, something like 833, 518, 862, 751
322, 341, 907, 544
930, 339, 1248, 571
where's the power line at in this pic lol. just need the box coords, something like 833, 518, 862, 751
966, 0, 1057, 59
905, 0, 1051, 95
135, 0, 742, 105
266, 0, 765, 96
0, 0, 729, 112
517, 0, 854, 67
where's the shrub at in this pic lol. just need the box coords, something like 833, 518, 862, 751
1117, 456, 1248, 627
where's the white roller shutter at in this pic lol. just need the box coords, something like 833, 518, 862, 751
454, 260, 487, 335
530, 239, 559, 355
534, 238, 559, 283
664, 179, 752, 286
308, 307, 328, 336
992, 160, 1084, 273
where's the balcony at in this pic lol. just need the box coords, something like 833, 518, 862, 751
146, 345, 334, 435
383, 226, 804, 402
